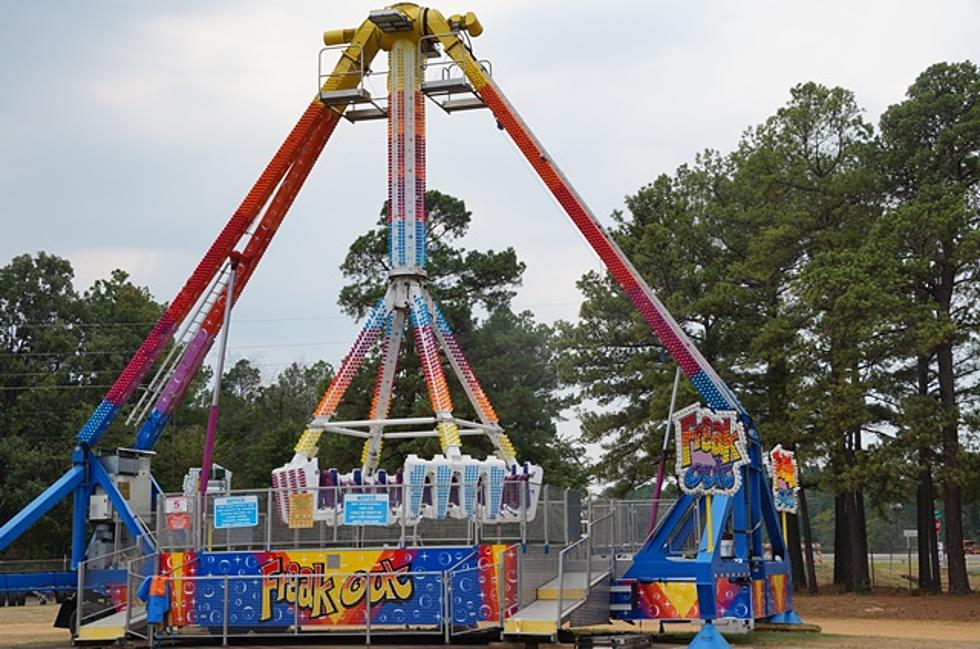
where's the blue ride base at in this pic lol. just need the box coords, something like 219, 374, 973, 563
689, 622, 732, 649
611, 415, 805, 649
771, 610, 804, 625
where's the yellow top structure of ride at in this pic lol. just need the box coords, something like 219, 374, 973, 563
323, 4, 482, 51
315, 4, 491, 105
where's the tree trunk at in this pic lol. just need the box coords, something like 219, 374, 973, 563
915, 356, 939, 592
788, 511, 806, 590
844, 490, 868, 592
856, 486, 871, 589
834, 493, 848, 586
854, 432, 871, 589
918, 459, 943, 595
917, 447, 942, 593
799, 484, 819, 594
780, 441, 807, 590
840, 432, 869, 593
929, 505, 942, 593
936, 340, 971, 594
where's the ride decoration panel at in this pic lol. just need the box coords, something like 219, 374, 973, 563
159, 544, 517, 629
612, 574, 791, 621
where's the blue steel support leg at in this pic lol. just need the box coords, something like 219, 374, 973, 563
0, 464, 84, 554
733, 449, 752, 563
71, 486, 88, 568
771, 610, 804, 624
694, 495, 730, 621
688, 622, 733, 649
89, 453, 155, 554
71, 445, 90, 568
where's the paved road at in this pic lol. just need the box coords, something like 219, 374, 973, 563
822, 553, 980, 565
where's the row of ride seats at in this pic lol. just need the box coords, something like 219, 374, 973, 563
272, 455, 542, 525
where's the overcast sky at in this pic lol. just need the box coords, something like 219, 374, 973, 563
1, 1, 977, 455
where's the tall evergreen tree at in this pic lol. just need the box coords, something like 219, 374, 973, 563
878, 61, 980, 594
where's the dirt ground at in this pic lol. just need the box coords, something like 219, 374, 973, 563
0, 604, 70, 648
791, 590, 980, 645
794, 589, 980, 622
1, 591, 978, 648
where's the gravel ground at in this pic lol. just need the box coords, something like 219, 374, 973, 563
1, 594, 978, 649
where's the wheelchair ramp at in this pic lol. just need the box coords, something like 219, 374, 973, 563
504, 570, 610, 636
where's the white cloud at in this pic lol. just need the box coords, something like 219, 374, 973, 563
66, 246, 185, 294
3, 0, 978, 462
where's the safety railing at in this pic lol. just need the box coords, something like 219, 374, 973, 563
555, 533, 589, 631
554, 507, 624, 631
149, 570, 444, 644
76, 540, 151, 636
103, 492, 683, 642
153, 483, 583, 554
448, 542, 520, 637
0, 557, 71, 573
590, 497, 677, 554
123, 551, 520, 644
123, 551, 159, 640
317, 43, 372, 93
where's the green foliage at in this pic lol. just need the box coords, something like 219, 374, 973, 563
338, 190, 526, 324
0, 254, 164, 558
4, 61, 980, 581
0, 184, 588, 562
875, 61, 980, 593
333, 190, 587, 488
555, 63, 980, 591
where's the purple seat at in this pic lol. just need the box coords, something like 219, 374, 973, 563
389, 468, 403, 508
318, 468, 334, 508
449, 475, 461, 507
502, 469, 531, 509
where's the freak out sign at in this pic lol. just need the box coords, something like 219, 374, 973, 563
673, 403, 749, 496
259, 556, 413, 622
766, 444, 800, 514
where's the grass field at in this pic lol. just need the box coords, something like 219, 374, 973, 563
809, 554, 980, 590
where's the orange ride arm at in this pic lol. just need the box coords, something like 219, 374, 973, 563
82, 19, 382, 447
426, 11, 739, 415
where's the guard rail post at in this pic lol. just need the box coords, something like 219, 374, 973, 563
222, 575, 229, 646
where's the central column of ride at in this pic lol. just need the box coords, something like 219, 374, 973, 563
388, 38, 426, 272
386, 37, 462, 460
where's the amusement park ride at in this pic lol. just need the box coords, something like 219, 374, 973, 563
0, 5, 802, 648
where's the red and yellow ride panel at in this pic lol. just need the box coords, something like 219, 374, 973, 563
158, 545, 515, 629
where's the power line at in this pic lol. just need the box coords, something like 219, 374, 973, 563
4, 302, 578, 329
0, 357, 347, 389
0, 357, 341, 378
0, 339, 356, 357
7, 314, 355, 329
0, 384, 116, 391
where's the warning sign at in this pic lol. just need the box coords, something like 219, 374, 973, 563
288, 492, 314, 529
165, 496, 190, 531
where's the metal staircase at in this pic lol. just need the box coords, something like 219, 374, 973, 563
504, 511, 617, 637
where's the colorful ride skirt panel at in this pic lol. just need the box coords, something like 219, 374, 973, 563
160, 545, 516, 629
612, 574, 791, 621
